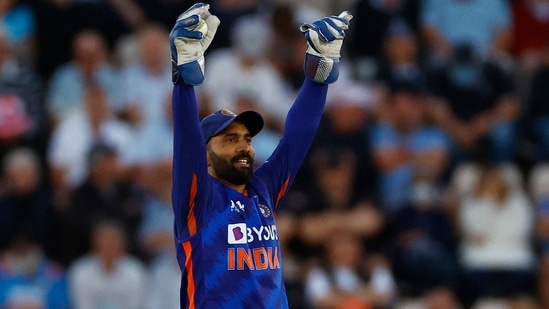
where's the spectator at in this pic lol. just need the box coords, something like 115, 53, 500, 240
376, 20, 426, 93
116, 23, 172, 131
510, 0, 549, 102
281, 144, 384, 308
311, 79, 378, 193
0, 148, 54, 256
55, 142, 143, 266
46, 29, 121, 125
523, 39, 549, 162
68, 218, 147, 309
0, 28, 46, 161
370, 81, 450, 213
303, 229, 396, 309
137, 158, 180, 308
297, 147, 385, 249
46, 50, 133, 208
0, 0, 36, 59
198, 14, 290, 165
511, 0, 549, 64
267, 3, 308, 91
115, 23, 175, 180
426, 44, 520, 164
200, 14, 293, 132
145, 250, 180, 309
347, 0, 422, 81
420, 0, 513, 68
0, 231, 70, 309
390, 172, 461, 299
137, 158, 174, 260
457, 165, 537, 307
275, 210, 309, 309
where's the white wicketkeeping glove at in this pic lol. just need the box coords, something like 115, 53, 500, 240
169, 3, 220, 85
300, 11, 353, 84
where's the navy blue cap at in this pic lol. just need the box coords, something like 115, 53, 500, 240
200, 109, 264, 143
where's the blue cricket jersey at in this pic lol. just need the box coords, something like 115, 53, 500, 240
171, 78, 328, 309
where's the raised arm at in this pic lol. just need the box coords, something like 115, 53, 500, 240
256, 12, 353, 208
170, 3, 220, 241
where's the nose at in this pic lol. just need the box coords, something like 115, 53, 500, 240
236, 140, 251, 152
235, 138, 252, 155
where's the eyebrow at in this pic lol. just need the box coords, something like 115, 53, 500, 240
222, 131, 252, 139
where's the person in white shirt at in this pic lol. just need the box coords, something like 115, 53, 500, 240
199, 14, 294, 132
68, 219, 147, 309
458, 165, 537, 307
116, 23, 173, 131
304, 230, 396, 309
47, 30, 121, 125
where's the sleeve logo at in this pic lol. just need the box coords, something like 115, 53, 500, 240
230, 200, 245, 213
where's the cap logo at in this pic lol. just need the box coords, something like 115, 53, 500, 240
221, 109, 236, 116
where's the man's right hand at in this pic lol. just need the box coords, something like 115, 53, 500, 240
300, 11, 352, 84
170, 3, 220, 85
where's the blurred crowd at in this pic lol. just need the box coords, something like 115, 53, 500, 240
0, 0, 548, 308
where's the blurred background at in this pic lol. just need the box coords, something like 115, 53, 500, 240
0, 0, 548, 308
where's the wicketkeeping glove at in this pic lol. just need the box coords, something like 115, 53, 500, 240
170, 3, 220, 85
300, 11, 352, 84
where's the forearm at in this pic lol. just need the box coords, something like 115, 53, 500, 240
284, 78, 328, 138
172, 83, 202, 146
171, 82, 208, 238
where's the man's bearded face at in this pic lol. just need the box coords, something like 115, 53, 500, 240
208, 150, 254, 185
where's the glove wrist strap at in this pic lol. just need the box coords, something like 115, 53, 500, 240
303, 53, 339, 84
172, 57, 205, 85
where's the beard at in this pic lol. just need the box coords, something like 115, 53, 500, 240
208, 151, 254, 186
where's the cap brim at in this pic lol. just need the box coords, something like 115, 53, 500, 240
210, 110, 264, 140
234, 110, 264, 137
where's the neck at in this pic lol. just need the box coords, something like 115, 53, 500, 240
207, 166, 249, 194
218, 178, 247, 194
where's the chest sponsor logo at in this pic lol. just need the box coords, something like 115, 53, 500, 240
227, 223, 278, 244
227, 246, 281, 270
228, 223, 247, 244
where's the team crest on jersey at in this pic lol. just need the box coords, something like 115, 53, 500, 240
221, 109, 236, 116
231, 200, 245, 213
259, 204, 271, 217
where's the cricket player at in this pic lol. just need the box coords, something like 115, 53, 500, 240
170, 3, 352, 308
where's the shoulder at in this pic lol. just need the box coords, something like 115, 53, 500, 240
119, 257, 148, 278
50, 64, 78, 81
68, 256, 97, 276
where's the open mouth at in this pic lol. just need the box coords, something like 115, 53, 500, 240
234, 158, 250, 167
233, 156, 252, 168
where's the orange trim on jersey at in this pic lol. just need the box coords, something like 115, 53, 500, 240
187, 174, 198, 235
275, 177, 290, 209
182, 241, 196, 309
